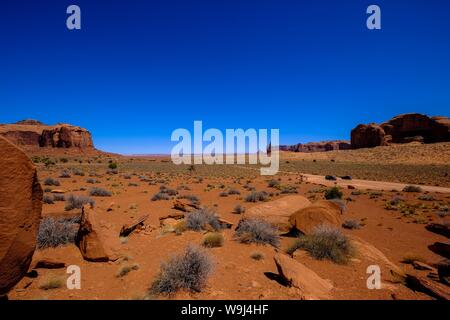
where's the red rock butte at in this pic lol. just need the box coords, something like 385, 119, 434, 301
0, 119, 101, 155
351, 113, 450, 149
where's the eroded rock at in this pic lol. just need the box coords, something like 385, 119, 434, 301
0, 137, 42, 295
243, 195, 311, 234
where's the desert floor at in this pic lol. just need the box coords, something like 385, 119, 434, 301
8, 146, 450, 300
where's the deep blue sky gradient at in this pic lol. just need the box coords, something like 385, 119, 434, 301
1, 0, 449, 154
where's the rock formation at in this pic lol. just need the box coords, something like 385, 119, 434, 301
274, 253, 333, 299
277, 140, 351, 153
289, 200, 342, 235
0, 136, 42, 295
381, 113, 450, 144
243, 195, 311, 234
39, 125, 94, 149
351, 113, 450, 149
350, 124, 387, 149
76, 205, 109, 262
0, 120, 95, 151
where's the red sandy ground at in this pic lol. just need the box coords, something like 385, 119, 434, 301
8, 157, 450, 300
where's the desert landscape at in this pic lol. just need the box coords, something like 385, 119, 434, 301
1, 114, 449, 301
2, 4, 450, 317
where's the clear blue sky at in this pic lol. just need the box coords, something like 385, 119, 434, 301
1, 0, 449, 154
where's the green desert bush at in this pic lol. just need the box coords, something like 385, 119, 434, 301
234, 218, 279, 247
286, 225, 353, 264
149, 245, 213, 295
324, 187, 343, 200
108, 162, 118, 170
202, 232, 224, 248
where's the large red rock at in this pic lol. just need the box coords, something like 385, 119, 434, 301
350, 123, 387, 149
77, 205, 109, 262
39, 124, 94, 149
381, 113, 450, 144
351, 114, 450, 149
289, 200, 342, 235
0, 137, 42, 295
0, 120, 95, 151
243, 195, 311, 234
274, 253, 333, 299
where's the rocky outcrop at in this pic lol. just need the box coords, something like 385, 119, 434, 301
274, 253, 333, 299
0, 120, 95, 151
0, 130, 41, 147
76, 205, 109, 262
351, 114, 450, 149
381, 113, 450, 144
0, 137, 42, 295
243, 195, 311, 234
278, 140, 351, 153
289, 200, 342, 235
351, 124, 387, 149
39, 125, 94, 149
15, 119, 46, 126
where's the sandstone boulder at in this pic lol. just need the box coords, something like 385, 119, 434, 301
0, 137, 42, 295
274, 253, 333, 299
351, 123, 387, 149
289, 200, 342, 235
76, 205, 109, 262
243, 195, 311, 234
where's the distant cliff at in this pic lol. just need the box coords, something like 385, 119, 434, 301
270, 140, 351, 153
0, 119, 95, 152
351, 113, 450, 149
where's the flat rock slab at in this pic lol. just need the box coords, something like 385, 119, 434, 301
274, 253, 333, 300
243, 195, 311, 234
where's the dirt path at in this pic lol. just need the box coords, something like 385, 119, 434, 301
302, 174, 450, 193
237, 166, 450, 193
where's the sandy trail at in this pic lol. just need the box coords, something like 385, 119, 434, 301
237, 166, 450, 193
302, 174, 450, 193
